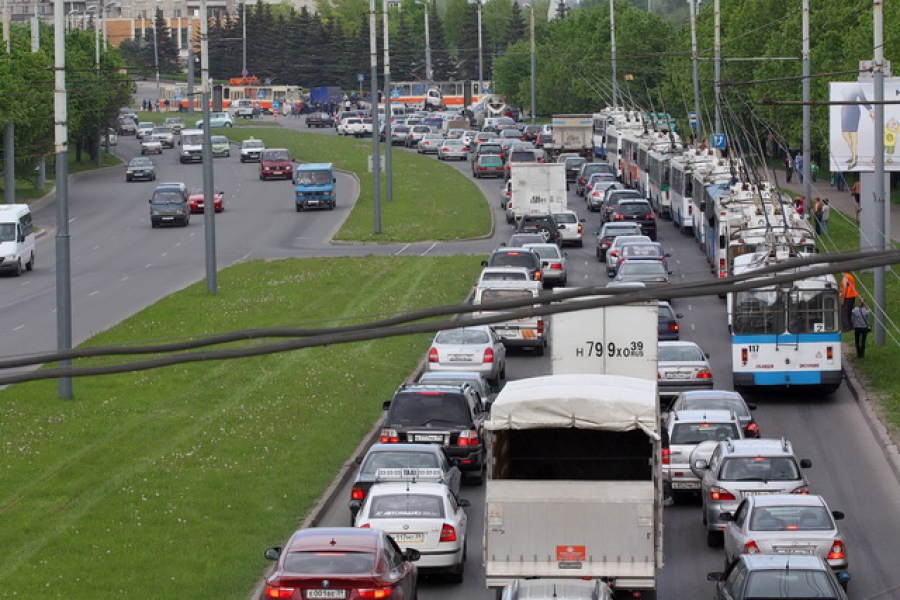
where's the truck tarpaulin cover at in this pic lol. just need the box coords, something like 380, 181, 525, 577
485, 374, 657, 436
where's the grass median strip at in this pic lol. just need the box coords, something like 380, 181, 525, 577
0, 255, 483, 597
230, 127, 492, 242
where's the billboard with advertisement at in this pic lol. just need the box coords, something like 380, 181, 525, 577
829, 80, 900, 172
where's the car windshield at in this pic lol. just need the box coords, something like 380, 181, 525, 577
480, 156, 503, 166
295, 170, 331, 185
152, 191, 184, 204
749, 505, 834, 531
264, 150, 291, 161
679, 398, 749, 418
211, 136, 228, 144
369, 494, 445, 519
244, 141, 264, 149
480, 289, 533, 303
389, 393, 470, 426
152, 127, 172, 135
670, 423, 739, 445
619, 262, 667, 277
283, 551, 376, 574
553, 213, 577, 224
618, 203, 652, 216
482, 271, 527, 281
659, 345, 706, 362
130, 158, 152, 167
435, 329, 490, 345
526, 246, 561, 260
139, 122, 153, 129
718, 457, 802, 481
744, 570, 838, 598
624, 245, 663, 259
603, 226, 642, 239
510, 152, 536, 162
361, 451, 439, 476
489, 252, 536, 269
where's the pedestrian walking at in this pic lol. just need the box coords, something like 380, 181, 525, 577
851, 298, 871, 358
820, 198, 831, 235
795, 152, 804, 183
840, 272, 858, 332
784, 155, 794, 183
810, 159, 819, 182
851, 179, 861, 224
836, 171, 846, 192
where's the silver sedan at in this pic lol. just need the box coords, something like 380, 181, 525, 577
523, 242, 567, 287
722, 494, 849, 578
658, 341, 714, 398
426, 325, 507, 386
437, 139, 468, 161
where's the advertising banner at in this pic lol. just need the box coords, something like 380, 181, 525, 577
829, 80, 900, 172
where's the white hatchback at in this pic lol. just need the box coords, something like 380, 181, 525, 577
552, 210, 585, 247
356, 479, 469, 581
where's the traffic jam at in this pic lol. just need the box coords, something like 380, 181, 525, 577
253, 104, 861, 600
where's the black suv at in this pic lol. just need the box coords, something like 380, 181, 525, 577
482, 247, 543, 282
515, 213, 562, 245
149, 182, 190, 228
381, 383, 487, 484
611, 199, 657, 240
600, 188, 643, 223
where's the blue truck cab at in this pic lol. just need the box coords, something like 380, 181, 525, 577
294, 163, 337, 211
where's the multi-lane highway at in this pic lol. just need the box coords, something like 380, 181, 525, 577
4, 106, 899, 599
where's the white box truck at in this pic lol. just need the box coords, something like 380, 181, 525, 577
545, 114, 594, 160
483, 374, 662, 598
507, 163, 567, 223
550, 298, 658, 379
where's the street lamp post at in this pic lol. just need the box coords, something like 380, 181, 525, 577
152, 10, 160, 100
528, 5, 535, 124
416, 0, 432, 82
468, 0, 483, 95
241, 2, 246, 76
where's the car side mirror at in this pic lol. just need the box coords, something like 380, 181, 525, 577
404, 549, 421, 562
676, 313, 684, 319
747, 403, 757, 410
333, 178, 337, 183
382, 401, 391, 410
707, 572, 724, 582
704, 352, 710, 358
719, 512, 733, 522
800, 459, 812, 468
148, 199, 152, 204
693, 459, 709, 471
832, 511, 845, 520
580, 218, 586, 223
178, 140, 181, 146
355, 455, 363, 465
264, 546, 282, 561
481, 260, 489, 267
665, 252, 671, 257
459, 498, 472, 508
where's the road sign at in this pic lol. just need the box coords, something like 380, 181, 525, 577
367, 155, 386, 173
257, 90, 265, 99
711, 133, 727, 150
390, 89, 400, 98
174, 94, 183, 103
273, 101, 279, 109
241, 68, 249, 77
688, 111, 697, 124
357, 73, 365, 83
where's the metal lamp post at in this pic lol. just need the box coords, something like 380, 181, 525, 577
415, 0, 432, 82
467, 0, 483, 95
527, 4, 535, 124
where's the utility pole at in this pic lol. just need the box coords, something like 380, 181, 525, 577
689, 0, 702, 144
873, 0, 887, 345
200, 0, 217, 294
476, 0, 483, 95
713, 0, 721, 136
609, 0, 617, 107
32, 1, 45, 191
370, 0, 381, 233
801, 0, 811, 213
383, 0, 393, 203
3, 0, 12, 204
529, 5, 535, 124
54, 0, 73, 398
422, 1, 431, 82
241, 2, 246, 76
152, 9, 160, 100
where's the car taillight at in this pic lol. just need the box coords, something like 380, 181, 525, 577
428, 347, 439, 363
483, 348, 495, 363
359, 523, 370, 528
746, 422, 760, 437
351, 487, 365, 501
662, 448, 670, 465
535, 270, 542, 281
440, 523, 458, 542
613, 214, 625, 221
537, 319, 545, 334
710, 486, 735, 501
741, 347, 749, 366
827, 540, 845, 560
264, 586, 296, 599
358, 587, 393, 599
647, 213, 656, 220
379, 429, 399, 443
609, 250, 619, 259
697, 369, 712, 379
577, 224, 583, 234
669, 323, 679, 332
744, 540, 760, 555
457, 430, 480, 447
579, 177, 585, 184
791, 485, 809, 494
719, 258, 727, 278
549, 262, 563, 270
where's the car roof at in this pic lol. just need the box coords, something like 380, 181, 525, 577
286, 527, 381, 553
366, 443, 446, 455
720, 437, 796, 456
677, 390, 744, 402
740, 553, 830, 571
523, 243, 562, 253
747, 493, 829, 509
366, 481, 449, 496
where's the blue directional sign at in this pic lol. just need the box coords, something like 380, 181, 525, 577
391, 89, 400, 98
711, 133, 727, 149
257, 90, 265, 99
174, 94, 183, 103
357, 73, 365, 83
273, 101, 279, 109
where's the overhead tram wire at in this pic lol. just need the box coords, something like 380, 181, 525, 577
1, 250, 899, 386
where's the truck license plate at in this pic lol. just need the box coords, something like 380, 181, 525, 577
391, 533, 424, 543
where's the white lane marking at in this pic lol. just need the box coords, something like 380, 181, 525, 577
161, 252, 169, 257
420, 243, 437, 256
13, 324, 25, 331
121, 276, 130, 282
93, 245, 100, 250
145, 264, 153, 268
89, 290, 99, 296
395, 244, 411, 255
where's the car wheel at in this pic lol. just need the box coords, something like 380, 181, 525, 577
576, 240, 583, 247
151, 222, 158, 228
225, 123, 233, 128
707, 530, 724, 548
296, 204, 302, 212
467, 463, 484, 486
26, 252, 34, 271
126, 176, 132, 182
447, 543, 466, 583
535, 344, 545, 356
13, 258, 23, 276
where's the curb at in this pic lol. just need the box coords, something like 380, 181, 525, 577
841, 347, 900, 484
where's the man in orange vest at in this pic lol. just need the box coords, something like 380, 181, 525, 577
840, 272, 859, 332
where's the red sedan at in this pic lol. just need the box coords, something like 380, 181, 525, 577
263, 527, 419, 600
188, 187, 224, 213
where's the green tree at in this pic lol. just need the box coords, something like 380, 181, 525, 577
153, 8, 181, 75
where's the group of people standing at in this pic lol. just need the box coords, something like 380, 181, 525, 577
783, 151, 819, 184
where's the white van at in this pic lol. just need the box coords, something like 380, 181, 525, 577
472, 280, 547, 354
0, 204, 36, 276
377, 104, 408, 119
179, 128, 204, 163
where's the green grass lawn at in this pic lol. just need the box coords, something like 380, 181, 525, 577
0, 255, 483, 597
228, 128, 492, 242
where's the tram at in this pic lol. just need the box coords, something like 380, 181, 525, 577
159, 77, 303, 113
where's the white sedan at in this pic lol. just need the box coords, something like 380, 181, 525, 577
427, 325, 506, 386
140, 135, 163, 155
356, 478, 469, 582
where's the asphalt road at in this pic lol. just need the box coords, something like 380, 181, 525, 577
4, 106, 899, 599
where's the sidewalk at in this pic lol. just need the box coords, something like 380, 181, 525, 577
768, 166, 900, 242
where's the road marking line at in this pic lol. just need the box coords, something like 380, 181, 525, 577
89, 290, 99, 296
395, 244, 410, 255
13, 325, 25, 331
420, 243, 437, 256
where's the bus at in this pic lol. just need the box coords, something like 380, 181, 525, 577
730, 253, 841, 393
159, 77, 303, 113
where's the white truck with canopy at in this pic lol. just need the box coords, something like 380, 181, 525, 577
483, 373, 662, 599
